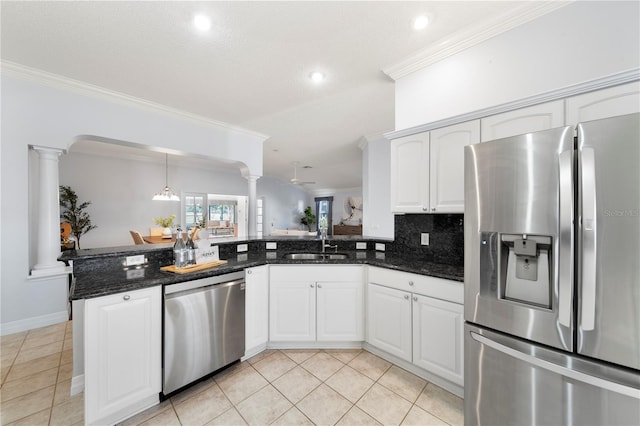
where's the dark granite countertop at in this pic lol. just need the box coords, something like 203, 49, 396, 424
69, 250, 463, 300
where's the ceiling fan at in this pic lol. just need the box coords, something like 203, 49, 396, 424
290, 161, 316, 185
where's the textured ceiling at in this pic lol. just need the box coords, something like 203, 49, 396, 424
1, 1, 546, 193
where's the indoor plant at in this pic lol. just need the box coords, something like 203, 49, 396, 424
153, 214, 176, 238
59, 185, 97, 249
299, 206, 316, 232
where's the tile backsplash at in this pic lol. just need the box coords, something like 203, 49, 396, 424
390, 214, 464, 267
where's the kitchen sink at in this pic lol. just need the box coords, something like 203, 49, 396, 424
283, 252, 349, 260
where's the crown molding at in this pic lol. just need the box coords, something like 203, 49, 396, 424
1, 60, 269, 141
385, 68, 640, 140
383, 1, 572, 81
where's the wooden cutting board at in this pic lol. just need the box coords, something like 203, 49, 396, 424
160, 260, 228, 274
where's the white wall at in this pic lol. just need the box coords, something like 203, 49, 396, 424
395, 1, 640, 129
362, 136, 393, 238
256, 179, 313, 233
1, 69, 266, 333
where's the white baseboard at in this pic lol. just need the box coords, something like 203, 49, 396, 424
0, 310, 69, 336
71, 375, 84, 396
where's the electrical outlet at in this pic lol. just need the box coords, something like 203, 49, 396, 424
421, 233, 430, 246
237, 244, 248, 252
124, 255, 146, 266
356, 242, 367, 250
375, 243, 385, 252
266, 242, 277, 250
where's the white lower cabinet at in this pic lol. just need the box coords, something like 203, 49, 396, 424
366, 283, 412, 361
366, 266, 464, 387
269, 266, 364, 343
269, 280, 316, 341
84, 286, 161, 425
412, 293, 464, 385
245, 265, 269, 356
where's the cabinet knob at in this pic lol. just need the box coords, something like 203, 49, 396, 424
123, 295, 130, 301
404, 295, 409, 300
247, 270, 252, 275
413, 296, 418, 302
409, 281, 414, 286
431, 208, 436, 212
422, 207, 428, 211
310, 284, 314, 288
318, 284, 322, 288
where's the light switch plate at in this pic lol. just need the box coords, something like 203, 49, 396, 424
421, 233, 430, 246
375, 243, 385, 252
237, 243, 248, 253
356, 242, 367, 250
266, 242, 277, 250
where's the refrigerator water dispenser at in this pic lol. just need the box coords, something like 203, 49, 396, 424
501, 234, 551, 308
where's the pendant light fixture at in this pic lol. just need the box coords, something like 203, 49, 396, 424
152, 153, 180, 201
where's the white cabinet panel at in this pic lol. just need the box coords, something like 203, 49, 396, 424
269, 281, 316, 342
412, 294, 464, 386
566, 81, 640, 124
245, 266, 269, 356
481, 100, 565, 142
317, 281, 364, 341
85, 286, 161, 425
366, 283, 412, 362
429, 120, 480, 213
390, 132, 429, 213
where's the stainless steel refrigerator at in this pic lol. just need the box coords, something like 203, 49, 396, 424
464, 113, 640, 425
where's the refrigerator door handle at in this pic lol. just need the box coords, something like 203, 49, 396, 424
470, 331, 640, 399
558, 150, 573, 328
581, 147, 597, 331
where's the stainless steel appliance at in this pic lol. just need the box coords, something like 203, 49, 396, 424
163, 271, 245, 395
464, 113, 640, 425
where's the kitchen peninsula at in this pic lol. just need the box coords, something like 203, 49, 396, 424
62, 233, 464, 425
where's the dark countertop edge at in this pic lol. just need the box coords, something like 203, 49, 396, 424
69, 253, 463, 300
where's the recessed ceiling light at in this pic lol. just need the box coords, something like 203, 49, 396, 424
413, 15, 429, 31
309, 71, 325, 83
194, 14, 211, 31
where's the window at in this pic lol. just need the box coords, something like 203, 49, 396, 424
314, 196, 334, 235
184, 193, 206, 229
208, 201, 237, 222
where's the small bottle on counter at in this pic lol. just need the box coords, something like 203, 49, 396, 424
173, 228, 188, 268
186, 229, 196, 265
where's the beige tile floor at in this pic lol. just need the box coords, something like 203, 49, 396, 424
1, 322, 464, 425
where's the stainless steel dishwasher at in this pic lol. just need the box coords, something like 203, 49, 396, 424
163, 271, 245, 395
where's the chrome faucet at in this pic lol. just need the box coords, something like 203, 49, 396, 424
321, 227, 338, 253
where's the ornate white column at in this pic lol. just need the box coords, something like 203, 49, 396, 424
31, 145, 67, 276
246, 175, 259, 236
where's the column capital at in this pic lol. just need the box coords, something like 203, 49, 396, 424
244, 175, 260, 182
29, 145, 66, 156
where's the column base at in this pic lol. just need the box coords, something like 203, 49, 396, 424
31, 261, 68, 277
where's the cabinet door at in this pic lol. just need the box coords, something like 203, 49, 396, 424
317, 281, 364, 341
269, 281, 315, 342
412, 294, 464, 386
481, 100, 565, 142
566, 81, 640, 125
245, 266, 269, 355
390, 132, 430, 213
366, 283, 412, 362
429, 120, 480, 213
85, 286, 161, 425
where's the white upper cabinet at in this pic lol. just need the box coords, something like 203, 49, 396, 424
391, 121, 478, 214
481, 100, 565, 142
390, 132, 430, 213
429, 120, 480, 213
565, 81, 640, 125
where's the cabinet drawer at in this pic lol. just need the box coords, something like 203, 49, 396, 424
270, 265, 362, 282
367, 266, 463, 304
